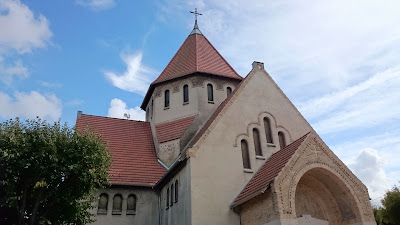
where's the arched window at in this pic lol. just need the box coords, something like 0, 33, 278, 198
164, 90, 170, 108
226, 87, 232, 96
97, 193, 108, 214
112, 194, 122, 215
253, 128, 262, 156
166, 188, 170, 209
264, 117, 273, 143
174, 180, 179, 203
183, 85, 189, 103
170, 183, 174, 206
207, 84, 214, 102
150, 99, 154, 119
278, 131, 286, 149
127, 194, 137, 215
241, 140, 251, 169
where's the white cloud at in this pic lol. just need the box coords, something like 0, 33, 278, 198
0, 59, 29, 84
104, 52, 157, 96
76, 0, 115, 11
107, 98, 145, 121
0, 91, 62, 121
0, 0, 52, 54
348, 148, 397, 206
299, 67, 400, 134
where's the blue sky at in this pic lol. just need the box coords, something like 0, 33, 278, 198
1, 0, 399, 205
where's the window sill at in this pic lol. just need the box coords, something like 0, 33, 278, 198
266, 143, 276, 147
183, 102, 189, 105
164, 107, 170, 110
126, 210, 136, 215
112, 211, 122, 215
97, 210, 107, 215
243, 168, 253, 173
208, 101, 214, 104
256, 155, 266, 160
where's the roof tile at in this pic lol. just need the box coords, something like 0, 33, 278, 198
156, 115, 197, 143
76, 114, 166, 186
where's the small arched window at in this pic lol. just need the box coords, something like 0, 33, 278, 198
112, 194, 122, 215
278, 131, 286, 149
226, 87, 232, 96
207, 84, 214, 102
183, 85, 189, 103
175, 180, 179, 203
166, 188, 170, 209
264, 117, 273, 143
165, 90, 170, 108
241, 140, 251, 169
97, 193, 108, 214
150, 99, 154, 119
170, 183, 174, 206
127, 194, 137, 215
253, 128, 262, 156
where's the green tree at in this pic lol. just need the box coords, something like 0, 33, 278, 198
380, 185, 400, 225
0, 117, 111, 225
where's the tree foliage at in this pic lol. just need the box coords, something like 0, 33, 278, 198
373, 184, 400, 225
0, 117, 111, 225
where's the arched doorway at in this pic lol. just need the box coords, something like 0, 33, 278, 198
294, 168, 361, 225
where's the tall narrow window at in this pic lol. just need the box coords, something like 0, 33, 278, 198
241, 140, 251, 169
170, 183, 174, 206
97, 193, 108, 214
278, 131, 286, 149
226, 87, 232, 96
174, 180, 179, 203
164, 90, 170, 108
207, 84, 214, 102
183, 85, 189, 103
166, 188, 170, 209
127, 194, 137, 215
253, 128, 262, 156
112, 194, 122, 215
264, 117, 273, 143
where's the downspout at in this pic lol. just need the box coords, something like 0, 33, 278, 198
157, 188, 161, 225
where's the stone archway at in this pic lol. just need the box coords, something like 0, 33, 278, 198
294, 167, 361, 225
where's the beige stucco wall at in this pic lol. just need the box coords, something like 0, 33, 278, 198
159, 162, 191, 225
89, 187, 158, 225
189, 63, 313, 225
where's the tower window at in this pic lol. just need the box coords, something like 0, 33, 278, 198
278, 131, 286, 149
97, 193, 108, 214
150, 99, 154, 119
112, 194, 122, 215
175, 180, 179, 203
253, 128, 262, 156
207, 84, 214, 102
264, 117, 273, 143
127, 194, 137, 215
226, 87, 232, 96
183, 85, 189, 103
241, 140, 251, 169
164, 90, 170, 108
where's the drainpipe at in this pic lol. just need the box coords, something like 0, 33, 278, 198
157, 188, 161, 225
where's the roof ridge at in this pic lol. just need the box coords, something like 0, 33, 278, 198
79, 113, 147, 123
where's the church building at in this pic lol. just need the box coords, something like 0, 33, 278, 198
76, 15, 376, 225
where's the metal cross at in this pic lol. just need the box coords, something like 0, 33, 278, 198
309, 144, 321, 158
190, 8, 202, 23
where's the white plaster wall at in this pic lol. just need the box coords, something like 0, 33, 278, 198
190, 66, 313, 225
90, 187, 158, 225
159, 163, 191, 225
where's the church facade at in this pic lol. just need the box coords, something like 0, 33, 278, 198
76, 21, 376, 225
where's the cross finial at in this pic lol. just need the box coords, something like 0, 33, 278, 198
189, 8, 203, 36
190, 8, 202, 26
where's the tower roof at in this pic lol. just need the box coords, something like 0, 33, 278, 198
141, 25, 242, 109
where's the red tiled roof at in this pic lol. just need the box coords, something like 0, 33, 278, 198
156, 115, 197, 143
76, 114, 166, 186
152, 34, 242, 84
231, 132, 311, 208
